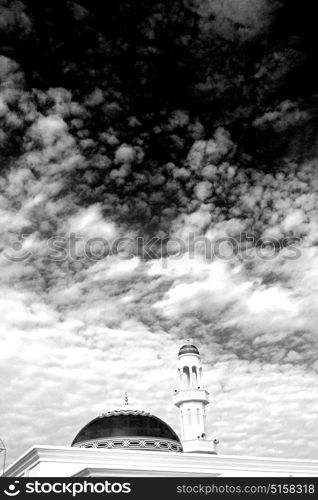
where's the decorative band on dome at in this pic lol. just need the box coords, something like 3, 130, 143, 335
73, 436, 183, 452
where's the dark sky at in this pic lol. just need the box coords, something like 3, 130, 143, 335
1, 0, 318, 236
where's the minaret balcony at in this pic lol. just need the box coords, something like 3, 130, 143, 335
173, 388, 210, 406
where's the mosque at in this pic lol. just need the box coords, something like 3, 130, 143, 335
3, 343, 318, 477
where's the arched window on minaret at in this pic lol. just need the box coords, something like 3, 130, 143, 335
196, 408, 200, 425
178, 368, 182, 387
191, 366, 197, 387
181, 410, 185, 440
182, 366, 190, 388
187, 408, 191, 425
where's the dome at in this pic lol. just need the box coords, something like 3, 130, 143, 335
71, 409, 182, 453
178, 344, 200, 356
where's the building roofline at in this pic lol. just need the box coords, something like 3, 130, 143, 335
3, 445, 318, 477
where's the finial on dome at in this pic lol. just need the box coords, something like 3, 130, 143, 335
124, 392, 129, 406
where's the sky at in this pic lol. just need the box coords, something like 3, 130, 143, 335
1, 0, 318, 465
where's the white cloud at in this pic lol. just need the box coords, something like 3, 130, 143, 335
66, 204, 118, 241
29, 115, 67, 146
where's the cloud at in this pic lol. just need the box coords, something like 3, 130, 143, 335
0, 0, 32, 37
152, 253, 304, 342
114, 144, 136, 164
192, 0, 282, 40
66, 204, 118, 241
29, 115, 68, 146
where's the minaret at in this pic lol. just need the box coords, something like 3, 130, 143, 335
173, 342, 217, 454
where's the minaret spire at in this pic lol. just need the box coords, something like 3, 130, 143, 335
173, 343, 217, 454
